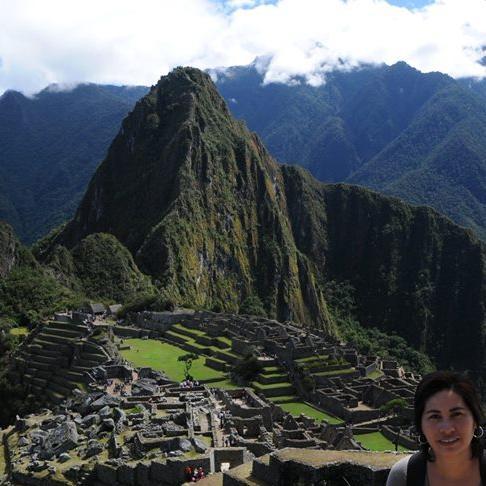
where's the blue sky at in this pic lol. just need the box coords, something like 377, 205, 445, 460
387, 0, 434, 7
0, 0, 485, 95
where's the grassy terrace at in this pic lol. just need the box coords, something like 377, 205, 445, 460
279, 402, 343, 425
120, 339, 225, 382
367, 369, 384, 380
217, 336, 232, 346
252, 381, 293, 389
172, 323, 206, 336
121, 330, 351, 424
262, 366, 279, 373
354, 432, 408, 452
9, 326, 28, 336
166, 326, 240, 358
0, 441, 5, 476
295, 355, 329, 363
267, 395, 299, 403
313, 368, 355, 377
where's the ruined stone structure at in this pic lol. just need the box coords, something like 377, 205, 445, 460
0, 309, 421, 485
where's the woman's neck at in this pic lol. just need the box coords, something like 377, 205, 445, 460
428, 451, 479, 482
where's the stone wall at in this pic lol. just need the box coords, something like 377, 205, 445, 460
381, 426, 417, 450
223, 448, 407, 486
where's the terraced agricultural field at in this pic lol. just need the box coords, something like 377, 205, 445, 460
279, 402, 343, 424
120, 339, 225, 382
9, 326, 28, 336
354, 432, 408, 452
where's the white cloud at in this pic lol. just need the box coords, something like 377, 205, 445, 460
0, 0, 485, 94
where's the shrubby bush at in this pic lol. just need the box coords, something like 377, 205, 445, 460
325, 280, 434, 374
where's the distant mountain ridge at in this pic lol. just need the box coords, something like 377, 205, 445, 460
214, 61, 486, 239
0, 83, 148, 243
38, 67, 486, 382
2, 62, 486, 243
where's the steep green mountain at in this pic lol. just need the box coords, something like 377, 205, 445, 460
0, 83, 148, 243
2, 62, 485, 245
214, 62, 486, 239
43, 67, 486, 378
0, 221, 77, 322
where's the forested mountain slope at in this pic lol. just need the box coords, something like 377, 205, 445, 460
37, 67, 486, 382
0, 84, 148, 243
214, 62, 486, 239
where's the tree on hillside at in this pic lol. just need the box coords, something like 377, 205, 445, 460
178, 353, 199, 381
239, 295, 267, 317
380, 398, 408, 425
231, 352, 263, 383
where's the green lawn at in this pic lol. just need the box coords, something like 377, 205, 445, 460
120, 339, 225, 382
267, 395, 299, 403
313, 368, 355, 377
9, 326, 28, 336
367, 369, 384, 380
172, 323, 205, 337
354, 432, 407, 452
167, 329, 239, 357
262, 366, 280, 373
295, 355, 328, 363
204, 379, 240, 389
217, 336, 232, 346
279, 402, 343, 424
252, 381, 293, 389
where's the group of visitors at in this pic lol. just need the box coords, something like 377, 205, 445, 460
184, 466, 205, 482
180, 379, 200, 389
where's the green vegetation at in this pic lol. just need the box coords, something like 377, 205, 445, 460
178, 352, 199, 381
0, 84, 148, 244
252, 381, 293, 390
381, 398, 408, 425
0, 319, 38, 427
117, 293, 176, 318
367, 369, 384, 380
354, 432, 407, 452
278, 402, 343, 424
0, 264, 80, 324
8, 326, 28, 336
217, 62, 486, 241
20, 65, 486, 382
325, 280, 434, 375
239, 295, 267, 317
231, 353, 263, 382
120, 339, 225, 382
125, 404, 146, 414
172, 323, 206, 337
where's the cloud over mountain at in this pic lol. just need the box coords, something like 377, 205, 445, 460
1, 0, 485, 94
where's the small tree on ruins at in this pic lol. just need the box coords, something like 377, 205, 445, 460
178, 353, 199, 381
231, 352, 263, 383
380, 398, 407, 424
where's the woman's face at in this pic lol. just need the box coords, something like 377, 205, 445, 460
421, 389, 476, 459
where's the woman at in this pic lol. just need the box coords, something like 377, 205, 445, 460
387, 370, 485, 485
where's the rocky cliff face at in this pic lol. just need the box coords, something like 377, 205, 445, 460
0, 221, 23, 278
46, 67, 486, 374
282, 168, 486, 371
49, 68, 332, 331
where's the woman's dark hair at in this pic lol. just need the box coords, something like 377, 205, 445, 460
414, 370, 484, 458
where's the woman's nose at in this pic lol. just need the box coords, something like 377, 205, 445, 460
439, 420, 455, 433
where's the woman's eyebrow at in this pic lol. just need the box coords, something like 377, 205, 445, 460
424, 409, 441, 414
449, 406, 466, 412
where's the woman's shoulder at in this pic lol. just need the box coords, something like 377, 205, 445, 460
386, 455, 413, 486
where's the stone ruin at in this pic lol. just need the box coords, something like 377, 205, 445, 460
0, 308, 422, 485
